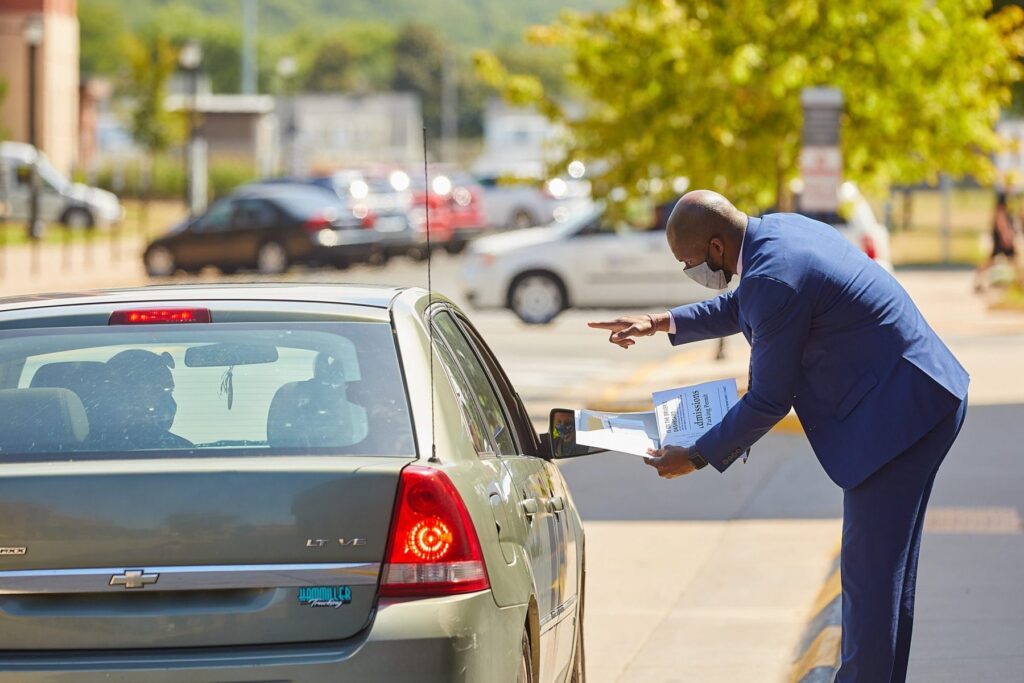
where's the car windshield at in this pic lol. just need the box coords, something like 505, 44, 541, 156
0, 321, 415, 460
37, 157, 71, 194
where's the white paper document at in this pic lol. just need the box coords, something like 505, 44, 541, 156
575, 379, 739, 456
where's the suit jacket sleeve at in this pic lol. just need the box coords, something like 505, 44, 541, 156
668, 291, 741, 345
695, 276, 812, 472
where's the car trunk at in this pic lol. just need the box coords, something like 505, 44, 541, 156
0, 456, 410, 650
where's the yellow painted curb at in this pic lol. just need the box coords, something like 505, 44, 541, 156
788, 546, 842, 683
789, 625, 842, 682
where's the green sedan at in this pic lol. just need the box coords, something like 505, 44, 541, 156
0, 284, 591, 682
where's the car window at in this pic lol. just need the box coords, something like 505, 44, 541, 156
431, 323, 492, 456
453, 313, 540, 457
0, 322, 415, 460
194, 200, 233, 232
432, 310, 517, 455
232, 199, 277, 231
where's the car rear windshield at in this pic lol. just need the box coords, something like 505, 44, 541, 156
0, 321, 416, 460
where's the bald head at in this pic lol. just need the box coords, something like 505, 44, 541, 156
666, 190, 747, 278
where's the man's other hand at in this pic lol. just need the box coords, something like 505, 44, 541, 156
588, 314, 666, 349
644, 446, 696, 479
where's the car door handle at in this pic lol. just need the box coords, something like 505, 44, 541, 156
547, 496, 565, 513
520, 498, 540, 519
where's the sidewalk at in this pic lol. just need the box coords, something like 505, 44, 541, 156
0, 236, 147, 298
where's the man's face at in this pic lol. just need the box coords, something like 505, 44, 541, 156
668, 230, 734, 285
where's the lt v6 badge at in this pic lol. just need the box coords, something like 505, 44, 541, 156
306, 538, 367, 548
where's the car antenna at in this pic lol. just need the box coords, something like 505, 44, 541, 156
422, 125, 440, 464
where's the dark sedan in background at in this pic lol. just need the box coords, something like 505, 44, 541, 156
143, 183, 400, 277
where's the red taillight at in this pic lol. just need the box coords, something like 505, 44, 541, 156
304, 213, 332, 233
361, 211, 377, 229
109, 308, 212, 325
379, 466, 490, 597
862, 234, 877, 260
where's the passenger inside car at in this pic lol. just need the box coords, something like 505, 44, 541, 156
267, 350, 366, 449
104, 349, 194, 450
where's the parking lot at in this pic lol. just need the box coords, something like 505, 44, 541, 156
1, 236, 1021, 681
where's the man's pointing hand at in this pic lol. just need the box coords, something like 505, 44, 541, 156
587, 313, 668, 349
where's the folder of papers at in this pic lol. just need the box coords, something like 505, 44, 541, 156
574, 378, 739, 456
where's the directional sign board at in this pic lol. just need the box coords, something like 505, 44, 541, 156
799, 88, 843, 213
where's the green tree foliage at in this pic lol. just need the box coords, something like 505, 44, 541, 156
121, 29, 183, 155
392, 23, 446, 134
304, 34, 358, 92
88, 0, 616, 49
480, 0, 1024, 210
78, 1, 127, 77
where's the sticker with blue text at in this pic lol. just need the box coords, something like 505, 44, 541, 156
298, 585, 352, 608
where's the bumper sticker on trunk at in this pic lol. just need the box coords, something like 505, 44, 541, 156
298, 586, 352, 608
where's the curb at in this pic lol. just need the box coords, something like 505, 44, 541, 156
788, 550, 842, 683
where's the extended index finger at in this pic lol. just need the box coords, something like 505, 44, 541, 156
586, 320, 626, 330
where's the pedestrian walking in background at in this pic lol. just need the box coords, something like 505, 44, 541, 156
974, 191, 1022, 292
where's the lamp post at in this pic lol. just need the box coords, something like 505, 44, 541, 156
276, 56, 298, 176
179, 40, 203, 217
24, 14, 44, 273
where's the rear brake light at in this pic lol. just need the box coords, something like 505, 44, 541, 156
862, 234, 877, 260
380, 466, 489, 597
109, 308, 212, 325
361, 212, 376, 229
304, 214, 332, 233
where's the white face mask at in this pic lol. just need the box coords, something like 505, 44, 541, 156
684, 262, 731, 290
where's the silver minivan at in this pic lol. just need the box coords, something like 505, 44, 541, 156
0, 142, 122, 229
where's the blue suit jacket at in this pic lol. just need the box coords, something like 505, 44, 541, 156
670, 213, 969, 489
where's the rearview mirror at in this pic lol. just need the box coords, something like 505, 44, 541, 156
185, 343, 279, 367
543, 408, 607, 459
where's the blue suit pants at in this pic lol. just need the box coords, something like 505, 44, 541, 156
835, 398, 968, 683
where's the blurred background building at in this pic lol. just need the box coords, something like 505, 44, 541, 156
0, 0, 80, 174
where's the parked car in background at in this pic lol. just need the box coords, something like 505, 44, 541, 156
798, 182, 893, 271
0, 141, 122, 229
143, 183, 386, 276
464, 201, 721, 324
408, 167, 488, 255
0, 284, 586, 681
478, 175, 592, 230
266, 170, 420, 261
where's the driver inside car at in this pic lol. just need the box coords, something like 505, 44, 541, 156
105, 349, 193, 450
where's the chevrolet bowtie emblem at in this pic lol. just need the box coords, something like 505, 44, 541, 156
109, 569, 159, 589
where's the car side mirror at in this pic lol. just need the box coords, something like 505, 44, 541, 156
543, 408, 607, 459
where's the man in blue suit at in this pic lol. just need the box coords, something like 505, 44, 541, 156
589, 190, 969, 683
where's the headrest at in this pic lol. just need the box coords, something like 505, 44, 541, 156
30, 361, 112, 392
0, 388, 89, 453
313, 351, 347, 387
267, 380, 354, 449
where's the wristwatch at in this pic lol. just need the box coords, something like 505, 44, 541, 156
687, 445, 709, 470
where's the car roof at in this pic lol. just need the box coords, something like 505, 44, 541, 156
0, 283, 419, 315
232, 182, 339, 200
